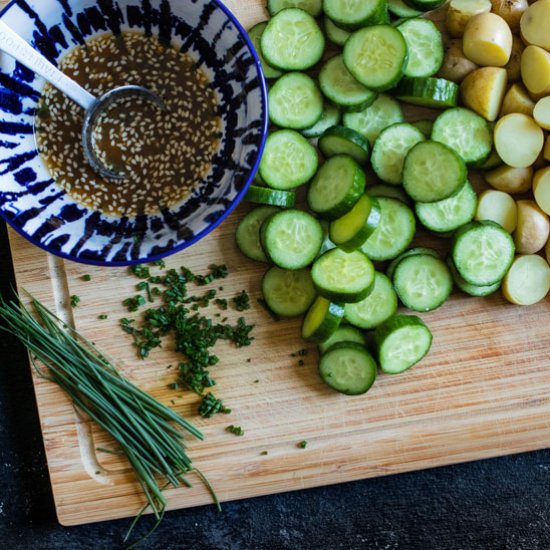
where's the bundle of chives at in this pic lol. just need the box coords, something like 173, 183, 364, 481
0, 295, 218, 544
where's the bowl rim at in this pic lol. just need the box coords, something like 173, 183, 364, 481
0, 0, 269, 267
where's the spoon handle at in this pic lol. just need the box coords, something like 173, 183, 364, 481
0, 20, 96, 109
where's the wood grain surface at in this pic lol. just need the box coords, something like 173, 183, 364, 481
6, 0, 550, 528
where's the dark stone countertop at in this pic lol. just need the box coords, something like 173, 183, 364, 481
1, 221, 550, 550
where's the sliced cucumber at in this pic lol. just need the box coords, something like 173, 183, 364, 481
319, 55, 377, 113
366, 184, 412, 205
261, 8, 325, 71
447, 258, 501, 297
452, 221, 516, 286
329, 195, 381, 251
318, 126, 371, 165
388, 0, 421, 18
302, 296, 345, 343
259, 130, 318, 190
403, 140, 467, 203
394, 77, 459, 109
308, 155, 366, 220
375, 315, 433, 375
411, 119, 434, 138
302, 103, 341, 139
361, 197, 416, 261
318, 325, 366, 354
344, 272, 397, 330
386, 247, 440, 280
415, 181, 478, 233
344, 25, 408, 91
311, 248, 375, 303
262, 267, 316, 317
268, 0, 323, 16
261, 209, 324, 269
371, 123, 425, 185
397, 19, 443, 78
432, 108, 493, 166
324, 16, 351, 47
236, 206, 279, 262
248, 22, 283, 80
245, 185, 296, 208
318, 219, 337, 257
269, 72, 324, 130
343, 94, 404, 146
323, 0, 388, 29
319, 342, 377, 395
392, 254, 453, 312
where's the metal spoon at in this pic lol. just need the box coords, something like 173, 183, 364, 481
0, 20, 165, 180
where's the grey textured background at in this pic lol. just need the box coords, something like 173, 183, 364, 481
1, 222, 550, 550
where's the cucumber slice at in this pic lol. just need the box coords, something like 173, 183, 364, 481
361, 197, 416, 261
344, 272, 397, 329
324, 16, 351, 47
318, 325, 366, 354
302, 103, 341, 139
502, 255, 550, 306
248, 22, 283, 80
319, 342, 377, 395
308, 155, 366, 220
261, 8, 325, 71
388, 0, 421, 18
366, 184, 412, 205
245, 185, 297, 208
411, 119, 434, 138
311, 248, 375, 303
403, 140, 467, 203
236, 206, 279, 262
318, 126, 371, 165
259, 130, 318, 190
269, 72, 324, 130
447, 258, 501, 297
394, 77, 459, 109
452, 221, 516, 286
344, 25, 408, 91
318, 219, 337, 257
319, 55, 377, 113
371, 123, 425, 185
302, 296, 345, 343
343, 94, 404, 146
262, 267, 316, 317
268, 0, 323, 16
392, 254, 453, 312
404, 0, 446, 11
432, 107, 493, 166
415, 181, 478, 233
323, 0, 388, 29
329, 195, 381, 251
386, 247, 440, 280
375, 315, 433, 374
261, 209, 324, 269
397, 19, 443, 78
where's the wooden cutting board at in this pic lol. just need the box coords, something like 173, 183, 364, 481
7, 0, 550, 528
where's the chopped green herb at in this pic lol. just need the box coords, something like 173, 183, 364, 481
131, 264, 151, 279
82, 274, 92, 282
233, 290, 251, 311
298, 359, 305, 367
260, 451, 268, 456
298, 440, 308, 449
152, 259, 166, 268
35, 103, 50, 119
123, 295, 146, 312
199, 393, 231, 418
226, 425, 244, 436
98, 314, 108, 320
70, 295, 80, 308
215, 298, 228, 310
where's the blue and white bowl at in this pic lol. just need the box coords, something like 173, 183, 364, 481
0, 0, 267, 266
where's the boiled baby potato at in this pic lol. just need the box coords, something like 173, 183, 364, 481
533, 166, 550, 214
475, 189, 518, 233
520, 0, 550, 51
446, 0, 492, 37
438, 39, 479, 82
463, 13, 513, 67
506, 36, 524, 83
500, 83, 534, 116
460, 67, 507, 121
494, 113, 544, 167
491, 0, 528, 31
533, 96, 550, 129
503, 254, 550, 305
484, 165, 533, 193
513, 199, 550, 254
521, 45, 550, 97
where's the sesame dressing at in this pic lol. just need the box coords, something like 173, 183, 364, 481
34, 32, 222, 218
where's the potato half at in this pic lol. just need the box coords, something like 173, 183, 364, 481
485, 165, 533, 194
503, 254, 550, 305
500, 83, 534, 116
521, 45, 550, 96
520, 0, 550, 51
513, 199, 550, 254
463, 13, 513, 67
460, 66, 507, 121
447, 0, 492, 37
494, 113, 544, 168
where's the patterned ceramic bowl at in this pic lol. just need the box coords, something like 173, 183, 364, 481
0, 0, 267, 266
